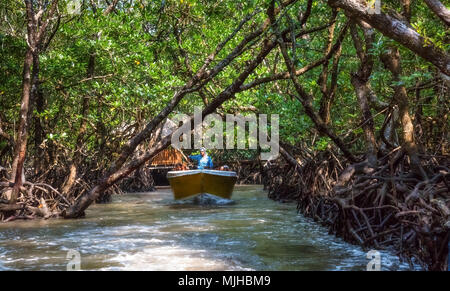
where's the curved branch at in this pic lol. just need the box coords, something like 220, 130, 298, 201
423, 0, 450, 26
329, 0, 450, 76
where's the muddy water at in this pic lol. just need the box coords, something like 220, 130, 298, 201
0, 185, 412, 270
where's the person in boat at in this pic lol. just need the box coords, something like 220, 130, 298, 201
188, 147, 213, 169
219, 165, 230, 171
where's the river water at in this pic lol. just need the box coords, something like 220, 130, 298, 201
0, 185, 413, 270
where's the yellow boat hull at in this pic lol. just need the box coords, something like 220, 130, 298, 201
167, 170, 237, 200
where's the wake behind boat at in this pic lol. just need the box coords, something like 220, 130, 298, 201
167, 169, 237, 200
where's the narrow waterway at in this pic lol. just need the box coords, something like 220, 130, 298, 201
0, 185, 412, 270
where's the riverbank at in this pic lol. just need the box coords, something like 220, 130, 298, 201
263, 149, 449, 271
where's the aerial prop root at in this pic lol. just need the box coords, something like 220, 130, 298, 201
267, 149, 449, 270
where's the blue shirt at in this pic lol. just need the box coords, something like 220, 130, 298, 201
189, 154, 213, 169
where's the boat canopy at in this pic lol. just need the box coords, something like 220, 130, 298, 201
150, 147, 183, 167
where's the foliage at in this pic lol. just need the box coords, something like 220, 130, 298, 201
0, 0, 447, 166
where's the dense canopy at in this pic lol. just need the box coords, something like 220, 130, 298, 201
0, 0, 448, 270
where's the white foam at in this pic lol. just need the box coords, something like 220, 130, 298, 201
103, 245, 235, 271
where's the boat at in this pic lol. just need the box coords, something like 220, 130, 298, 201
167, 169, 238, 200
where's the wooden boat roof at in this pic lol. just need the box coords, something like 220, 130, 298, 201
150, 147, 183, 166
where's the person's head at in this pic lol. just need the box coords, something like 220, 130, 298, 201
200, 147, 206, 157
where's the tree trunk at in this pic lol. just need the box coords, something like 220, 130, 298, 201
10, 48, 33, 204
351, 75, 378, 166
10, 0, 59, 203
32, 50, 44, 175
319, 43, 342, 126
329, 0, 450, 76
350, 22, 378, 167
380, 47, 427, 179
401, 0, 412, 22
423, 0, 450, 26
318, 10, 341, 125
